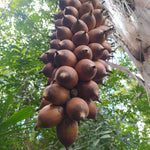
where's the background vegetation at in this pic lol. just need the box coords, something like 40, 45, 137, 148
0, 0, 150, 149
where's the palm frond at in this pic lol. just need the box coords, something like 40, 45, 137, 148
0, 93, 13, 123
0, 106, 34, 130
0, 105, 35, 149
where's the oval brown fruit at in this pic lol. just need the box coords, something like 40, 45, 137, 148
79, 1, 93, 17
54, 50, 77, 67
48, 32, 57, 40
35, 104, 64, 129
45, 49, 57, 64
62, 15, 77, 29
72, 31, 89, 46
93, 60, 109, 82
64, 6, 78, 18
77, 80, 99, 101
55, 66, 78, 89
75, 59, 97, 81
49, 39, 61, 49
87, 100, 97, 120
36, 97, 51, 111
53, 11, 64, 19
66, 97, 89, 121
88, 28, 106, 44
58, 39, 75, 51
56, 117, 78, 150
43, 83, 70, 105
102, 41, 114, 53
53, 18, 63, 27
88, 43, 105, 60
92, 0, 102, 9
73, 45, 92, 60
69, 0, 81, 9
100, 49, 113, 60
39, 63, 55, 77
80, 10, 96, 30
59, 0, 70, 10
93, 9, 105, 27
56, 26, 72, 40
71, 19, 88, 34
98, 59, 112, 73
38, 53, 49, 64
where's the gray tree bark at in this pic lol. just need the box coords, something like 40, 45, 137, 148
103, 0, 150, 103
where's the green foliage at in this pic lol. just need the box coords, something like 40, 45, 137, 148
0, 0, 55, 149
0, 93, 35, 149
0, 0, 150, 150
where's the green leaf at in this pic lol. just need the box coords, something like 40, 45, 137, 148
0, 138, 27, 149
11, 4, 17, 8
0, 125, 33, 137
121, 114, 126, 121
93, 139, 100, 147
100, 134, 112, 139
98, 130, 112, 135
4, 145, 26, 149
0, 93, 13, 123
0, 106, 34, 130
21, 48, 27, 54
13, 48, 20, 53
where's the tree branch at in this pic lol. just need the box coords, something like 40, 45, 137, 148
107, 61, 150, 104
107, 61, 145, 87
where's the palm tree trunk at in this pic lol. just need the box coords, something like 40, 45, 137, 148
103, 0, 150, 103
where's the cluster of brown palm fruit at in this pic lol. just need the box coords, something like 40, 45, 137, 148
35, 0, 114, 149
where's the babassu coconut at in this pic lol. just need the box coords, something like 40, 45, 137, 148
66, 97, 89, 121
86, 100, 97, 120
54, 50, 77, 67
35, 104, 64, 129
56, 117, 78, 150
73, 45, 92, 60
77, 80, 99, 101
43, 83, 70, 105
75, 59, 97, 81
55, 66, 78, 89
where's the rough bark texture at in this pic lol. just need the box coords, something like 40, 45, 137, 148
103, 0, 150, 103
